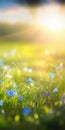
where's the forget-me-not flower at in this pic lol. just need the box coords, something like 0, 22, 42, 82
26, 78, 34, 84
19, 95, 23, 101
52, 88, 58, 93
22, 108, 31, 115
6, 89, 17, 97
0, 100, 3, 106
48, 73, 55, 78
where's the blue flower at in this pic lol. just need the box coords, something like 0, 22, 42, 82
48, 73, 55, 78
6, 89, 17, 97
52, 88, 58, 93
0, 80, 4, 83
19, 95, 23, 101
0, 59, 4, 68
26, 78, 34, 84
43, 92, 50, 97
57, 63, 63, 69
0, 100, 3, 106
22, 108, 31, 115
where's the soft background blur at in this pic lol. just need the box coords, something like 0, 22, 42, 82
0, 1, 65, 130
0, 0, 65, 44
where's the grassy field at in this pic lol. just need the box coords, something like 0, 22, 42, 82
0, 41, 65, 130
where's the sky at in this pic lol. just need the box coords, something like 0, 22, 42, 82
0, 0, 17, 9
0, 0, 65, 9
0, 0, 65, 26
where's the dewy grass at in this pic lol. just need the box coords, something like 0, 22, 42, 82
0, 42, 65, 130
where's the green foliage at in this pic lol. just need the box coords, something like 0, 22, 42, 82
0, 42, 65, 130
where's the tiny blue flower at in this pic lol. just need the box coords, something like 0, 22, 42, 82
0, 59, 4, 68
57, 63, 63, 69
48, 73, 55, 78
0, 100, 3, 106
26, 78, 34, 84
43, 92, 50, 97
6, 89, 17, 97
22, 108, 31, 115
19, 95, 23, 101
52, 88, 58, 93
0, 80, 4, 83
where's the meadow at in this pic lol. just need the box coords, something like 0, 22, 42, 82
0, 41, 65, 130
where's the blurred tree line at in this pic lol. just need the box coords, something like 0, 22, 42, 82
0, 0, 65, 6
17, 0, 65, 5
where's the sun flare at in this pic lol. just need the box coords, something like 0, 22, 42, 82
37, 14, 65, 31
36, 4, 65, 31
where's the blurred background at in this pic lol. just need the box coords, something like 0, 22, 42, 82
0, 0, 65, 43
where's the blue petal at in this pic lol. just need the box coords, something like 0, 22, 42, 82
0, 100, 3, 106
52, 88, 58, 93
22, 108, 31, 115
0, 80, 4, 83
48, 73, 55, 78
19, 96, 23, 101
26, 78, 34, 84
0, 59, 4, 68
43, 92, 50, 97
6, 90, 17, 97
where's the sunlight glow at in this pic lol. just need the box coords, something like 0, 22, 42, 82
0, 4, 65, 31
36, 4, 65, 31
37, 13, 65, 31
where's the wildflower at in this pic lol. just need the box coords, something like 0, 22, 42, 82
57, 63, 63, 69
52, 88, 58, 93
48, 73, 55, 78
26, 78, 34, 84
19, 95, 23, 101
22, 108, 31, 115
0, 59, 4, 67
43, 92, 50, 97
0, 80, 4, 83
6, 89, 17, 97
0, 100, 3, 106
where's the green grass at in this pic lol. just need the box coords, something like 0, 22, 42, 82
0, 41, 65, 130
